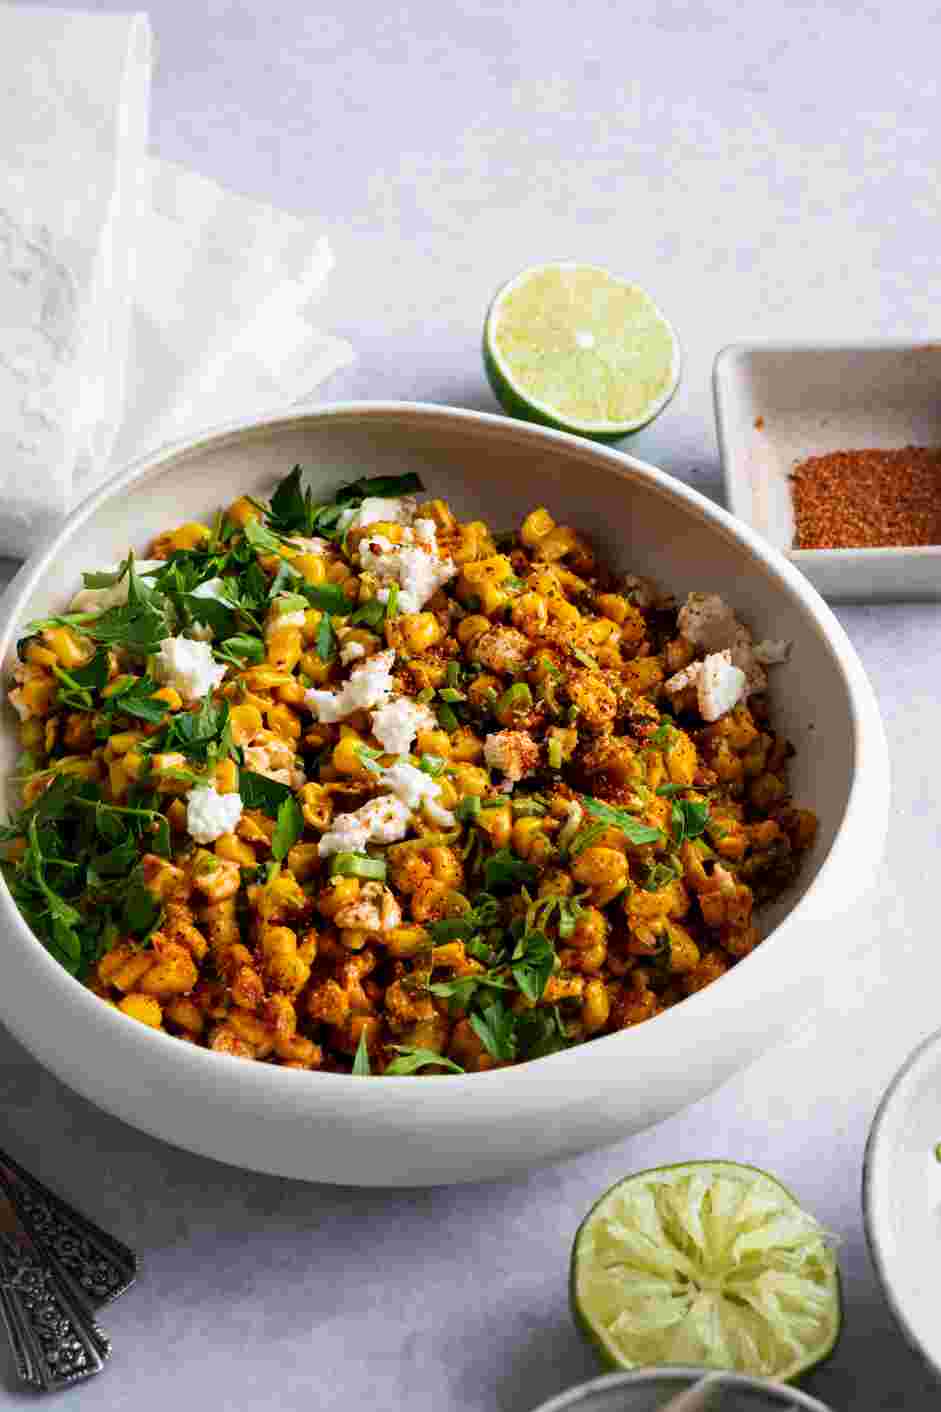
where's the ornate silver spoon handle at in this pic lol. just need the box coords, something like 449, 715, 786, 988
0, 1199, 111, 1390
0, 1148, 138, 1308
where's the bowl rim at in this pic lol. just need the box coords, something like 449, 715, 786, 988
862, 1023, 941, 1382
530, 1366, 834, 1412
712, 337, 941, 563
0, 399, 890, 1103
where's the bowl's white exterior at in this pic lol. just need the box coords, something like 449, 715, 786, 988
0, 403, 889, 1185
864, 1027, 941, 1383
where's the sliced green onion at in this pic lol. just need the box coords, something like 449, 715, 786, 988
416, 686, 436, 704
572, 646, 598, 669
438, 686, 465, 703
483, 687, 499, 714
437, 702, 459, 732
329, 852, 388, 881
547, 737, 563, 770
386, 582, 399, 618
455, 795, 482, 823
512, 797, 547, 817
419, 754, 446, 777
496, 682, 532, 718
445, 660, 462, 688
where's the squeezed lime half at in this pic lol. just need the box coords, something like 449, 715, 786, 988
570, 1160, 841, 1382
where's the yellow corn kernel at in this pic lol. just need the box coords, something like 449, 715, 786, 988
449, 763, 489, 797
119, 993, 163, 1028
547, 596, 581, 626
21, 677, 56, 718
511, 592, 549, 635
581, 978, 611, 1035
427, 845, 463, 886
298, 782, 333, 831
151, 685, 183, 711
317, 876, 360, 918
97, 945, 137, 985
166, 798, 188, 832
477, 803, 512, 847
241, 666, 295, 692
451, 521, 492, 565
299, 651, 333, 685
239, 810, 276, 846
459, 555, 512, 602
151, 522, 211, 557
277, 679, 307, 706
150, 752, 190, 794
229, 702, 264, 747
112, 953, 155, 992
164, 997, 204, 1034
595, 592, 629, 625
384, 925, 432, 958
266, 701, 301, 741
291, 553, 327, 585
665, 730, 698, 787
286, 841, 320, 880
415, 728, 452, 759
621, 656, 665, 696
266, 626, 303, 673
571, 846, 629, 903
108, 730, 143, 756
228, 495, 261, 528
457, 615, 491, 648
25, 641, 58, 667
534, 524, 578, 562
215, 833, 257, 867
214, 757, 239, 794
511, 816, 549, 861
391, 612, 442, 655
42, 625, 93, 669
332, 732, 372, 778
138, 945, 199, 996
449, 727, 484, 762
520, 507, 555, 546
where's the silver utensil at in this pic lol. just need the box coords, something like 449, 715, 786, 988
0, 1147, 138, 1309
0, 1192, 111, 1390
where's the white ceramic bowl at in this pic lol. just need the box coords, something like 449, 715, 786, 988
0, 402, 890, 1185
864, 1026, 941, 1381
532, 1369, 834, 1412
714, 339, 941, 601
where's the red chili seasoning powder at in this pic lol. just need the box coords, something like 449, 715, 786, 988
791, 446, 941, 549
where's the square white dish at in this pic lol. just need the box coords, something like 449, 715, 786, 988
713, 340, 941, 600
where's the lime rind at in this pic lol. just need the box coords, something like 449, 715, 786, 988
483, 261, 682, 442
570, 1160, 841, 1384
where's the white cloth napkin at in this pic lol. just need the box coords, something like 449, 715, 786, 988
0, 5, 353, 559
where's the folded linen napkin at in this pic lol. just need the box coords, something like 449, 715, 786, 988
0, 5, 353, 559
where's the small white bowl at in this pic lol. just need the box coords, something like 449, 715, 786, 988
864, 1026, 941, 1381
714, 340, 941, 600
0, 402, 889, 1185
532, 1368, 834, 1412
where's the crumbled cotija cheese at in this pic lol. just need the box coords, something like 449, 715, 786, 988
381, 760, 455, 827
339, 495, 418, 533
186, 785, 244, 844
484, 730, 540, 783
665, 649, 746, 722
358, 519, 457, 614
305, 649, 396, 723
317, 794, 412, 857
155, 637, 227, 703
371, 697, 437, 756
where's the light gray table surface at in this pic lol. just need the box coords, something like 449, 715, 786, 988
3, 1, 940, 1408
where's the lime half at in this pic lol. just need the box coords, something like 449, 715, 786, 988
571, 1161, 841, 1382
483, 262, 681, 441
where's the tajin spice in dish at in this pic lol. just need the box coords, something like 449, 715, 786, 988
791, 446, 941, 549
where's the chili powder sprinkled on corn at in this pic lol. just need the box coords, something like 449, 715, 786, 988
791, 446, 941, 549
